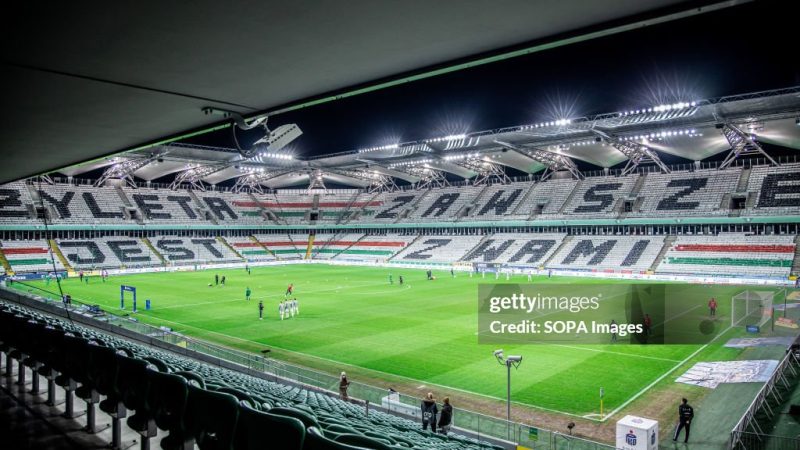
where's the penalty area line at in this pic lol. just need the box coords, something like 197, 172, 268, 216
601, 322, 733, 422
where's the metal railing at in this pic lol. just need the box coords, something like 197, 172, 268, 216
734, 432, 800, 450
730, 341, 800, 449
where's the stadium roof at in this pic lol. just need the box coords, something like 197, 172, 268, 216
1, 0, 746, 185
59, 86, 800, 189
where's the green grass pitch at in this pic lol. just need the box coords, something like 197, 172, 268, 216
16, 264, 753, 416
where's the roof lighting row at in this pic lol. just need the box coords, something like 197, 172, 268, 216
619, 102, 697, 117
620, 129, 701, 141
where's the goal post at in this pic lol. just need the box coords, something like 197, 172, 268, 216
732, 290, 774, 329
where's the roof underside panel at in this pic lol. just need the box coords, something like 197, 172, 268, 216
1, 0, 693, 184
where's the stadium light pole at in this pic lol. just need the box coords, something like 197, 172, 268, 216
494, 350, 522, 441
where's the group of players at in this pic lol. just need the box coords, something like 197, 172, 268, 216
253, 282, 300, 321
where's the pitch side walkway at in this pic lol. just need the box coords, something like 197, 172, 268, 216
659, 344, 791, 449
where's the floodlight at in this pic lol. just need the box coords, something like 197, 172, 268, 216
493, 349, 504, 358
202, 106, 301, 158
507, 355, 522, 363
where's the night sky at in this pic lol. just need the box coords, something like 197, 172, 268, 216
185, 1, 799, 166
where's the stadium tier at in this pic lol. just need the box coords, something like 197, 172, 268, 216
393, 235, 486, 264
1, 239, 64, 273
2, 163, 798, 225
548, 235, 666, 273
462, 233, 567, 265
1, 162, 799, 280
0, 301, 501, 450
656, 234, 796, 277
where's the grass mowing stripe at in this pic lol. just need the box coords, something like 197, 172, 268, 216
14, 264, 752, 416
131, 312, 595, 419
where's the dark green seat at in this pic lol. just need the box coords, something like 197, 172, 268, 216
214, 386, 258, 410
334, 434, 396, 450
118, 356, 159, 447
187, 384, 239, 450
235, 404, 305, 450
303, 427, 370, 450
174, 370, 206, 388
270, 406, 321, 429
93, 345, 128, 450
147, 370, 194, 450
322, 424, 359, 435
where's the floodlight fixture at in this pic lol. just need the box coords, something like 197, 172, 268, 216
202, 106, 302, 159
493, 349, 522, 440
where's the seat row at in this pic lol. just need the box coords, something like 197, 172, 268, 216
0, 302, 500, 450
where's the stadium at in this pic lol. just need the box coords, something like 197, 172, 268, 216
1, 2, 799, 450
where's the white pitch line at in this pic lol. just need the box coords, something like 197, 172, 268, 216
551, 344, 683, 363
601, 323, 733, 421
146, 314, 591, 419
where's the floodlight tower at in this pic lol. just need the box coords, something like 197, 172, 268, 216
494, 350, 523, 440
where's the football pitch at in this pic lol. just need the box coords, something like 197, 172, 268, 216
14, 264, 755, 417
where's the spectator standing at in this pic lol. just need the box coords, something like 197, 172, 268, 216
339, 372, 350, 401
421, 393, 438, 432
438, 397, 453, 435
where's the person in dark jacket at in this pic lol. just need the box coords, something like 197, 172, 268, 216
339, 372, 350, 401
421, 392, 438, 432
438, 397, 453, 435
673, 398, 694, 443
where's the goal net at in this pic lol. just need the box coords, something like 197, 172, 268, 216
732, 290, 774, 328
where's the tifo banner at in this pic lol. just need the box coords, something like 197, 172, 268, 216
724, 337, 797, 348
477, 283, 745, 345
676, 360, 779, 388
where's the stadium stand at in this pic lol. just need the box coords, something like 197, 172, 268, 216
548, 235, 665, 273
194, 191, 266, 224
35, 184, 130, 224
253, 233, 306, 259
308, 233, 363, 259
2, 164, 800, 227
259, 193, 312, 225
461, 233, 567, 265
515, 178, 579, 217
58, 237, 156, 269
226, 235, 277, 261
406, 186, 479, 221
150, 236, 242, 265
1, 240, 63, 273
747, 163, 800, 215
632, 169, 741, 216
0, 300, 501, 450
370, 191, 421, 223
330, 234, 417, 262
0, 181, 34, 223
393, 234, 485, 264
656, 233, 796, 277
122, 187, 198, 223
560, 175, 636, 216
468, 182, 531, 220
